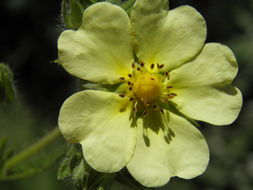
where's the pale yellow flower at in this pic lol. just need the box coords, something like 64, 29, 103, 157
58, 0, 242, 187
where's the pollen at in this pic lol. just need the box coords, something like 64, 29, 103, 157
133, 74, 161, 100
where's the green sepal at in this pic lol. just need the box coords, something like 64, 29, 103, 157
79, 79, 121, 92
62, 0, 84, 29
0, 63, 16, 104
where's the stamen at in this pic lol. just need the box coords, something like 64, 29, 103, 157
133, 102, 138, 112
167, 93, 177, 99
140, 62, 144, 67
127, 82, 131, 85
128, 74, 132, 78
150, 77, 154, 80
132, 63, 135, 68
158, 64, 164, 69
151, 63, 155, 69
137, 67, 141, 71
142, 110, 148, 117
160, 108, 164, 114
162, 98, 168, 103
165, 72, 169, 76
130, 97, 133, 101
119, 94, 125, 98
129, 87, 132, 91
119, 77, 125, 80
167, 86, 173, 89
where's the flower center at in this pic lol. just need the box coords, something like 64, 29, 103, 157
133, 74, 161, 100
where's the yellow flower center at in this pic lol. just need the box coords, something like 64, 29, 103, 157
133, 74, 161, 100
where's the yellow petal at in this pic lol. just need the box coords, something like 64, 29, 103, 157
131, 0, 206, 71
170, 43, 238, 88
127, 111, 209, 187
172, 86, 243, 125
58, 90, 136, 172
58, 2, 133, 84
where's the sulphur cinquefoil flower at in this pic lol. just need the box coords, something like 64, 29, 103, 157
58, 0, 242, 187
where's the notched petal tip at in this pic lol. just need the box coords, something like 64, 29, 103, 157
57, 2, 133, 84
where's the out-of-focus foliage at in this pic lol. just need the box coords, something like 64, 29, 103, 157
0, 63, 16, 104
0, 0, 253, 190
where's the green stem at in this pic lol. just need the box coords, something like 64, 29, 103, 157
3, 127, 61, 171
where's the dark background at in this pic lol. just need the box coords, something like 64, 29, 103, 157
0, 0, 253, 190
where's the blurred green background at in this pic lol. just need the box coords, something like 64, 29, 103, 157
0, 0, 253, 189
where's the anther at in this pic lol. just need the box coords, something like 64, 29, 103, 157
130, 97, 133, 101
142, 110, 148, 117
167, 86, 173, 89
119, 77, 125, 80
165, 72, 169, 76
140, 62, 144, 67
160, 109, 164, 114
128, 74, 132, 78
158, 64, 164, 69
162, 99, 168, 102
119, 94, 125, 98
167, 93, 177, 98
150, 77, 154, 80
153, 105, 157, 109
137, 67, 141, 71
151, 63, 155, 69
132, 63, 135, 68
127, 82, 131, 85
129, 87, 132, 91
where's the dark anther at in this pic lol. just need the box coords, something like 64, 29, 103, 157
160, 109, 164, 114
165, 72, 169, 76
167, 93, 177, 98
130, 97, 133, 101
129, 87, 132, 91
153, 105, 157, 109
142, 110, 148, 117
128, 74, 132, 78
151, 63, 155, 69
140, 62, 144, 67
119, 77, 125, 80
162, 99, 168, 102
159, 64, 164, 69
137, 67, 141, 71
167, 86, 173, 89
132, 63, 135, 68
150, 78, 154, 80
128, 82, 131, 85
119, 94, 125, 98
167, 94, 173, 98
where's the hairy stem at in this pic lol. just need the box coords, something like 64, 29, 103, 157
4, 127, 61, 171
